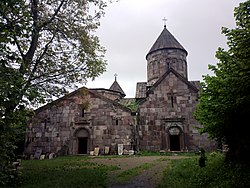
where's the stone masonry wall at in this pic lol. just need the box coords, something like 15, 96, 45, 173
147, 49, 187, 86
138, 72, 215, 151
24, 89, 134, 156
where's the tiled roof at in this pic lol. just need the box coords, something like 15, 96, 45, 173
146, 26, 187, 59
135, 82, 147, 99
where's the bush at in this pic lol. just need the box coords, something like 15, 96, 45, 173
158, 152, 250, 188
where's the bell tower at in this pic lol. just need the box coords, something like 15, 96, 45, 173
146, 25, 188, 86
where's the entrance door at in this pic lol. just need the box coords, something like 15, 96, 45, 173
78, 137, 88, 154
170, 135, 180, 151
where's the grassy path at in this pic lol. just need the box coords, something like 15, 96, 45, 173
20, 155, 192, 188
109, 159, 169, 188
19, 153, 250, 187
89, 156, 189, 188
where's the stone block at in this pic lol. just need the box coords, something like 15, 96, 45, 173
40, 155, 45, 160
94, 147, 99, 156
36, 132, 42, 138
117, 144, 123, 155
49, 153, 55, 159
34, 148, 42, 159
104, 146, 110, 155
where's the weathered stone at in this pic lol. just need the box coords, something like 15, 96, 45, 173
40, 154, 45, 160
117, 144, 123, 155
104, 146, 110, 155
48, 153, 55, 159
24, 26, 216, 158
94, 147, 99, 156
123, 149, 129, 155
128, 150, 134, 155
34, 148, 42, 159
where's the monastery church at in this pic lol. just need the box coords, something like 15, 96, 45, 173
24, 25, 216, 156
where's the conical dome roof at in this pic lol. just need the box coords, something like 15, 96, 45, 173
146, 26, 187, 59
109, 79, 126, 97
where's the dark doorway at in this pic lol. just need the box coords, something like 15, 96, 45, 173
78, 137, 88, 154
170, 135, 180, 151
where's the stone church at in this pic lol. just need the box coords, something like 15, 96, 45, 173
24, 25, 216, 156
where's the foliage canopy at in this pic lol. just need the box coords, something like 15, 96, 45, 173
0, 0, 107, 185
194, 0, 250, 162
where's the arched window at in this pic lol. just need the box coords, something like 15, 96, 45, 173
81, 108, 85, 117
171, 95, 174, 108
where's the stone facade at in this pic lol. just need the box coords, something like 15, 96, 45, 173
24, 26, 216, 156
138, 69, 210, 151
25, 89, 134, 155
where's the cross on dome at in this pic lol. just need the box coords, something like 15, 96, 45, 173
162, 17, 167, 28
114, 73, 118, 81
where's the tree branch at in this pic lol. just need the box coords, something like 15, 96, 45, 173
13, 35, 25, 60
22, 0, 39, 74
39, 0, 66, 29
1, 14, 25, 60
29, 65, 87, 86
23, 33, 56, 93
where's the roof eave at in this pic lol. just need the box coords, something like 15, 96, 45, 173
146, 47, 188, 60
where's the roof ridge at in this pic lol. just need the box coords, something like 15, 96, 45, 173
35, 86, 131, 114
148, 68, 199, 94
35, 87, 88, 113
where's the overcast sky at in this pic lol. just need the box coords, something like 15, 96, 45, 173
85, 0, 244, 98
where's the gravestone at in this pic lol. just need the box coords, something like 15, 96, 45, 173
34, 148, 42, 159
117, 144, 123, 155
123, 149, 129, 155
104, 146, 110, 155
110, 145, 117, 155
94, 147, 99, 156
49, 153, 55, 159
40, 154, 45, 160
30, 155, 34, 160
128, 150, 134, 155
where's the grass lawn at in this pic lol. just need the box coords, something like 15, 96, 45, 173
18, 152, 250, 188
19, 156, 118, 188
158, 152, 250, 188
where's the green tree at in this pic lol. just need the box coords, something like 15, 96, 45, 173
194, 0, 250, 162
0, 0, 107, 185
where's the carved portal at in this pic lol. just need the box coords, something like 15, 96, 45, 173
73, 128, 91, 154
163, 120, 185, 151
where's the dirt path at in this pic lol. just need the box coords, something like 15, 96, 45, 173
89, 156, 188, 188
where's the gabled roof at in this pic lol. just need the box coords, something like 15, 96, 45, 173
109, 80, 126, 97
148, 68, 199, 93
90, 89, 130, 112
35, 87, 131, 114
146, 26, 188, 59
135, 68, 200, 103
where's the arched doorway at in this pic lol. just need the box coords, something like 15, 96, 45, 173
168, 127, 181, 151
75, 128, 89, 154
